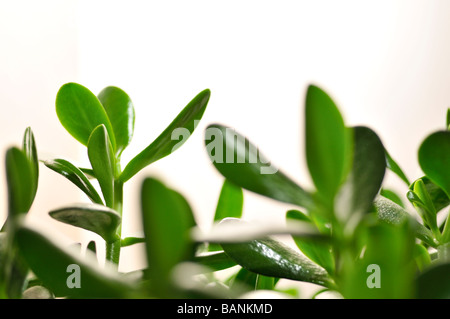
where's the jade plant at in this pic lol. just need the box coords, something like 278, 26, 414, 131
2, 82, 450, 299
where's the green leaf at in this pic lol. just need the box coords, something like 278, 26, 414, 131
15, 224, 133, 298
121, 237, 145, 247
22, 127, 39, 204
119, 89, 210, 182
418, 131, 450, 198
416, 262, 450, 298
43, 159, 103, 205
214, 180, 243, 222
286, 210, 334, 275
141, 177, 196, 296
341, 219, 416, 299
413, 244, 431, 272
49, 203, 121, 243
55, 82, 116, 150
255, 275, 275, 290
410, 179, 438, 234
5, 147, 34, 216
305, 85, 352, 204
380, 189, 404, 208
385, 150, 410, 186
412, 176, 450, 213
87, 125, 115, 207
374, 197, 437, 247
447, 108, 450, 130
221, 235, 332, 287
335, 126, 386, 224
193, 251, 237, 272
204, 124, 313, 210
97, 86, 135, 157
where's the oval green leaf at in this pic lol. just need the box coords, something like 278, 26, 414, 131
49, 203, 121, 243
43, 158, 103, 205
204, 124, 313, 210
305, 85, 352, 204
98, 86, 135, 157
119, 89, 210, 182
56, 82, 116, 150
87, 125, 115, 207
22, 127, 39, 203
418, 131, 450, 198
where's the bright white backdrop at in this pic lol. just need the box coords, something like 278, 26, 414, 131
2, 0, 450, 297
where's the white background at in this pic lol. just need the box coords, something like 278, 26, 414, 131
2, 0, 450, 297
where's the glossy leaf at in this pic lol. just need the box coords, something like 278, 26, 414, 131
119, 89, 210, 182
409, 179, 438, 233
416, 262, 450, 298
87, 125, 115, 207
141, 177, 196, 296
418, 131, 450, 198
43, 159, 103, 205
49, 203, 121, 243
204, 124, 313, 210
15, 224, 133, 298
55, 82, 116, 150
335, 126, 386, 224
412, 176, 450, 213
305, 84, 352, 204
374, 197, 437, 247
98, 86, 135, 157
5, 147, 34, 216
286, 210, 334, 274
221, 234, 332, 287
22, 127, 39, 203
385, 150, 410, 186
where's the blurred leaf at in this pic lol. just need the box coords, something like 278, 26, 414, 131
287, 210, 334, 274
49, 203, 120, 243
87, 125, 115, 207
219, 220, 332, 287
43, 159, 103, 205
385, 151, 410, 186
121, 237, 145, 247
380, 189, 404, 208
193, 251, 237, 272
374, 197, 437, 247
335, 126, 386, 225
416, 262, 450, 298
341, 219, 416, 298
79, 167, 96, 179
204, 124, 313, 210
22, 127, 39, 204
98, 86, 135, 157
447, 108, 450, 130
141, 177, 196, 296
255, 275, 275, 290
120, 89, 210, 182
214, 179, 243, 221
305, 85, 352, 205
418, 131, 450, 198
413, 244, 431, 272
55, 82, 116, 150
5, 147, 34, 216
15, 225, 133, 298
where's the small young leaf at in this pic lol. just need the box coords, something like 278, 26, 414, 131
204, 124, 313, 210
15, 224, 133, 298
418, 131, 450, 198
220, 232, 332, 287
380, 189, 404, 208
385, 150, 410, 186
5, 147, 34, 216
98, 86, 135, 157
214, 180, 244, 222
119, 89, 210, 182
416, 262, 450, 299
49, 203, 121, 243
22, 127, 39, 203
43, 159, 104, 205
55, 82, 116, 150
412, 176, 450, 213
141, 177, 196, 296
305, 85, 352, 204
410, 179, 438, 234
87, 125, 115, 207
